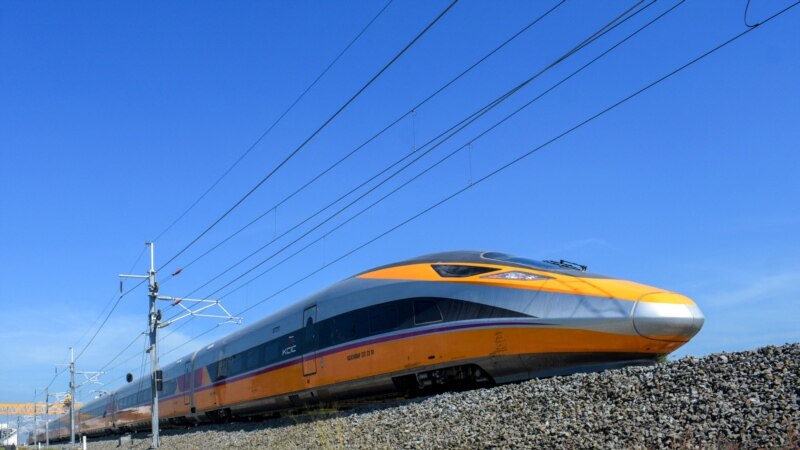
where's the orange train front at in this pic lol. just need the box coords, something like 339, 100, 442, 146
30, 251, 704, 442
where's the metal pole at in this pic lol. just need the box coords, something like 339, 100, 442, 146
70, 346, 76, 445
45, 387, 49, 447
147, 242, 160, 449
34, 388, 38, 446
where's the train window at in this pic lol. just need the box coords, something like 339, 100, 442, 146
369, 302, 401, 333
163, 378, 177, 394
320, 309, 369, 347
264, 340, 279, 364
217, 357, 232, 380
206, 361, 218, 381
318, 319, 333, 346
246, 347, 260, 370
230, 354, 244, 376
481, 252, 551, 269
414, 299, 443, 325
432, 264, 499, 278
137, 388, 150, 405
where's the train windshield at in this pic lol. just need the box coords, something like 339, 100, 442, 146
481, 252, 560, 270
482, 252, 608, 278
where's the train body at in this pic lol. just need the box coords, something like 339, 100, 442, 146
30, 251, 704, 443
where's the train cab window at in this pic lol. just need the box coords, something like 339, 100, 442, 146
369, 302, 401, 334
414, 299, 443, 325
432, 264, 499, 278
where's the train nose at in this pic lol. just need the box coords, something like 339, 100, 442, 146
632, 292, 704, 342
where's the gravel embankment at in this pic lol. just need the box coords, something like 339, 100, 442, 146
82, 343, 799, 449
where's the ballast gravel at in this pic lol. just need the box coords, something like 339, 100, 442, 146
79, 343, 799, 449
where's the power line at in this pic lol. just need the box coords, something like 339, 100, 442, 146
175, 0, 651, 304
158, 0, 460, 272
150, 0, 395, 244
206, 0, 669, 304
744, 0, 758, 28
155, 0, 568, 285
70, 246, 147, 353
97, 331, 146, 373
158, 0, 799, 362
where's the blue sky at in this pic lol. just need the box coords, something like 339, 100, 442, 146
1, 0, 798, 406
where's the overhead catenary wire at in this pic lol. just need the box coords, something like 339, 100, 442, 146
157, 0, 460, 273
173, 0, 651, 305
155, 0, 568, 286
744, 0, 759, 27
42, 353, 69, 393
99, 342, 150, 388
134, 328, 150, 403
200, 0, 668, 305
97, 331, 147, 373
149, 0, 395, 244
70, 246, 147, 352
157, 0, 799, 362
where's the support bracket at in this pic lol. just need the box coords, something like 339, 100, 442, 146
156, 296, 243, 328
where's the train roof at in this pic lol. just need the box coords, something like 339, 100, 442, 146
357, 250, 603, 278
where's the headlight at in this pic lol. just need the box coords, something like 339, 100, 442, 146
480, 271, 551, 281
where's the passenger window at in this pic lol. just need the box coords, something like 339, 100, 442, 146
414, 299, 443, 325
333, 315, 353, 341
369, 302, 401, 333
324, 309, 368, 345
217, 357, 231, 380
264, 341, 279, 364
246, 347, 260, 370
230, 354, 244, 376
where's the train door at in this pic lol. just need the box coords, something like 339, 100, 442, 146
302, 305, 318, 376
182, 361, 191, 407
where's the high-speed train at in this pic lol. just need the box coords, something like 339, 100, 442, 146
30, 251, 703, 443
